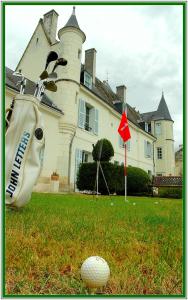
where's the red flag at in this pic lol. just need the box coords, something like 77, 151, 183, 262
118, 112, 131, 142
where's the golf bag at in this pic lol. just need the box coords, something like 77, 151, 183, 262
5, 94, 45, 208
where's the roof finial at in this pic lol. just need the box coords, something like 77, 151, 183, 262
72, 6, 76, 15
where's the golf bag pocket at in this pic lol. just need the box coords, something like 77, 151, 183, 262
5, 94, 45, 208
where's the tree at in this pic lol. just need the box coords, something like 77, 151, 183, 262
92, 139, 114, 162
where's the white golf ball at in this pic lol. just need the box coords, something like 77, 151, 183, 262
81, 256, 110, 288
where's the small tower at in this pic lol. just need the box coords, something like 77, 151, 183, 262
154, 92, 175, 175
57, 6, 86, 84
54, 7, 86, 190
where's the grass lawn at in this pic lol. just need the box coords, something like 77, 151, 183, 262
5, 193, 183, 296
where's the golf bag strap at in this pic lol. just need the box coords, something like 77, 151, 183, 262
5, 98, 15, 132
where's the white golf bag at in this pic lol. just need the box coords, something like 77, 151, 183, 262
5, 94, 45, 208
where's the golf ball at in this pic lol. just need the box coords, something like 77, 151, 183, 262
81, 256, 110, 288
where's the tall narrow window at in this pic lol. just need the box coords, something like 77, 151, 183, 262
157, 147, 163, 159
78, 49, 81, 59
155, 122, 161, 136
144, 141, 152, 158
78, 99, 99, 135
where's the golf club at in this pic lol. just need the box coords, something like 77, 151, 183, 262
45, 51, 58, 70
37, 80, 57, 100
52, 57, 67, 72
48, 71, 57, 79
43, 80, 57, 92
34, 51, 58, 97
13, 70, 27, 94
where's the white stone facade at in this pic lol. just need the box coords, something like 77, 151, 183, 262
6, 9, 175, 192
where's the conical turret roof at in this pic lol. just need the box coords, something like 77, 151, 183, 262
64, 7, 80, 29
58, 7, 86, 42
140, 92, 173, 122
155, 92, 173, 121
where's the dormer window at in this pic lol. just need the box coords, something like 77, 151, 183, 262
145, 123, 148, 132
145, 122, 151, 133
84, 72, 92, 89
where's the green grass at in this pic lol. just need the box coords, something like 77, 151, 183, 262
5, 193, 183, 296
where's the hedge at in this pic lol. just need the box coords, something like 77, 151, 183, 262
76, 163, 151, 195
158, 187, 182, 199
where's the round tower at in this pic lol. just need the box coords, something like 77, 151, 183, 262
155, 92, 175, 176
54, 7, 86, 190
55, 6, 85, 123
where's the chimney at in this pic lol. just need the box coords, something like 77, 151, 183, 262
43, 10, 59, 44
116, 85, 127, 103
85, 48, 97, 85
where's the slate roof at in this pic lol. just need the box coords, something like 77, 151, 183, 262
80, 66, 152, 133
64, 7, 80, 29
141, 93, 173, 122
5, 67, 63, 114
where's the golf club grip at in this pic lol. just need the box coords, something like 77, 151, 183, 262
6, 100, 15, 131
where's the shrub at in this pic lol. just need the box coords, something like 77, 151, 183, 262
76, 162, 116, 194
77, 163, 151, 196
92, 139, 114, 162
158, 187, 182, 199
127, 166, 151, 195
113, 164, 125, 195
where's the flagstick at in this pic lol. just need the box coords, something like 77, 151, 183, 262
124, 102, 129, 203
96, 161, 99, 198
124, 142, 129, 202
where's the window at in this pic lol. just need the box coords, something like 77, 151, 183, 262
82, 151, 90, 163
148, 123, 151, 133
155, 122, 161, 136
157, 147, 163, 159
144, 140, 152, 158
75, 149, 83, 178
119, 137, 130, 151
75, 149, 92, 188
145, 123, 148, 132
84, 72, 92, 89
78, 99, 99, 135
78, 49, 81, 59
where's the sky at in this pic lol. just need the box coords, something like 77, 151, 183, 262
5, 4, 183, 150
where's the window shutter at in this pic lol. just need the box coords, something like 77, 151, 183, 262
75, 149, 83, 177
150, 143, 153, 158
89, 108, 95, 132
94, 108, 99, 135
144, 140, 147, 158
78, 99, 86, 129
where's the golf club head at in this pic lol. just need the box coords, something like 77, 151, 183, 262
45, 51, 58, 70
40, 70, 48, 80
13, 71, 23, 78
52, 58, 68, 72
48, 72, 57, 79
43, 81, 57, 92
